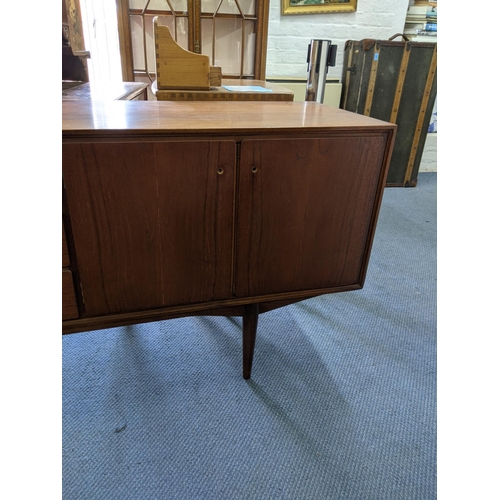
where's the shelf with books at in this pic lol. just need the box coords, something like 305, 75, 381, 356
404, 0, 437, 42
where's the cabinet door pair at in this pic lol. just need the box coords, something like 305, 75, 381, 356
62, 136, 386, 317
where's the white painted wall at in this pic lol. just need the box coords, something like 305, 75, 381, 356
266, 0, 437, 173
266, 0, 409, 79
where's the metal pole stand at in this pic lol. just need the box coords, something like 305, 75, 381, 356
305, 39, 337, 103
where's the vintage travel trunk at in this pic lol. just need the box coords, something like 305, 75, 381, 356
340, 35, 437, 187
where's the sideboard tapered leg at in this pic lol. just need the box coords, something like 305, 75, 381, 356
242, 303, 259, 379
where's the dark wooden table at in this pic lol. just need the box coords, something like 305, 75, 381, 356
62, 100, 396, 378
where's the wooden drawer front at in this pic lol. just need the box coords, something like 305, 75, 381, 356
63, 222, 70, 268
63, 270, 79, 320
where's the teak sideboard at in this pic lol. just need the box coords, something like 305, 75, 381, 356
62, 100, 396, 378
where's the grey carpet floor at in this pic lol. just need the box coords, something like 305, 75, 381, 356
62, 172, 437, 500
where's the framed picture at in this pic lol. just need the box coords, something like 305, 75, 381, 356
282, 0, 357, 16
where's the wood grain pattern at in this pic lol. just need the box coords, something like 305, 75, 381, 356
62, 270, 79, 320
209, 66, 222, 86
235, 136, 388, 297
62, 222, 70, 268
62, 81, 148, 101
62, 100, 396, 378
255, 0, 270, 80
62, 101, 395, 138
155, 22, 211, 90
116, 0, 270, 82
155, 90, 293, 102
154, 79, 294, 102
61, 283, 365, 334
63, 140, 236, 316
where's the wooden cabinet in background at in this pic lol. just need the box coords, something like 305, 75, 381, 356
117, 0, 270, 84
62, 100, 396, 378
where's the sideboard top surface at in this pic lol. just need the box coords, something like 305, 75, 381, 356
62, 101, 396, 138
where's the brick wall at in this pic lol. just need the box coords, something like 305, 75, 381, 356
266, 0, 409, 78
266, 0, 437, 173
420, 133, 437, 172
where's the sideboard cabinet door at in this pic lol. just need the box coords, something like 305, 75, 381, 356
235, 136, 388, 298
63, 140, 236, 316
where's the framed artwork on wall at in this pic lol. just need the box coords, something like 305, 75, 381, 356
282, 0, 357, 15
